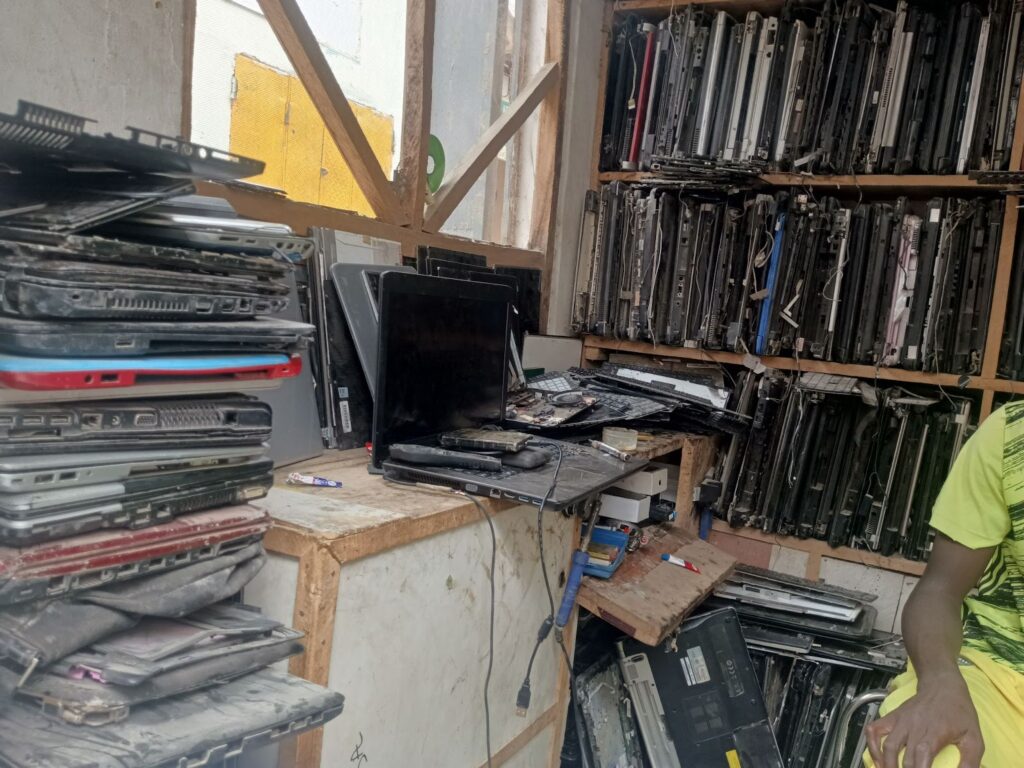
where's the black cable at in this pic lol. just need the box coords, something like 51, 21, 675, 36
464, 493, 497, 768
516, 442, 565, 720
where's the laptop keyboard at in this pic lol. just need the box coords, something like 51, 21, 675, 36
526, 372, 578, 393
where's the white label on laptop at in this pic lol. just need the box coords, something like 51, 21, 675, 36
339, 401, 353, 434
681, 646, 711, 686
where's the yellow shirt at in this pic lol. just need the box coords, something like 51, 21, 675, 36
930, 403, 1024, 672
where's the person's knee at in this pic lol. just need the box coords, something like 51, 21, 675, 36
863, 741, 963, 768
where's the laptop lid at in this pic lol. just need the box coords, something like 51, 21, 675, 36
372, 273, 513, 469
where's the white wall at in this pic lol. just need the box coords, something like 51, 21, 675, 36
0, 0, 185, 136
191, 0, 406, 170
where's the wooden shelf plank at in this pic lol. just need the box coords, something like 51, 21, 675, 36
583, 335, 975, 389
613, 0, 786, 14
582, 335, 1024, 395
710, 520, 927, 577
578, 523, 736, 646
596, 170, 1002, 189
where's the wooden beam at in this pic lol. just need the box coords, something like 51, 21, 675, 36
257, 0, 407, 225
530, 0, 568, 252
590, 3, 615, 190
395, 0, 436, 228
533, 0, 569, 332
424, 61, 560, 231
180, 0, 196, 140
195, 180, 545, 269
283, 544, 341, 768
475, 702, 558, 768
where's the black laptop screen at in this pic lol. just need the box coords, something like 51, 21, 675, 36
372, 273, 512, 468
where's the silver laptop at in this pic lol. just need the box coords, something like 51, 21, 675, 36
0, 445, 267, 492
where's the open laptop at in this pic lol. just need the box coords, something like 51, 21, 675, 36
373, 272, 644, 509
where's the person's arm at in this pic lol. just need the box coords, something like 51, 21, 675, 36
865, 533, 993, 768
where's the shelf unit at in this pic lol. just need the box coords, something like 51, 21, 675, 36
597, 170, 1008, 192
586, 0, 1024, 574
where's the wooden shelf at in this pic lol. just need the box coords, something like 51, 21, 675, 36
596, 170, 1000, 190
614, 0, 787, 14
583, 335, 1024, 395
578, 522, 736, 646
583, 335, 979, 389
710, 520, 927, 577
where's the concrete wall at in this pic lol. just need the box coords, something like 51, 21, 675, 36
546, 0, 604, 334
0, 0, 185, 136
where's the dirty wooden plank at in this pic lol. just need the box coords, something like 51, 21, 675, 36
578, 523, 735, 646
262, 450, 513, 564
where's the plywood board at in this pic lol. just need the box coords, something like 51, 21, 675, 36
259, 450, 516, 564
578, 524, 735, 646
321, 501, 574, 767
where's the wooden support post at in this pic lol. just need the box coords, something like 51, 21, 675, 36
395, 0, 436, 228
278, 545, 342, 768
257, 0, 408, 225
423, 62, 560, 232
590, 3, 615, 190
181, 0, 196, 140
981, 195, 1019, 384
533, 0, 569, 332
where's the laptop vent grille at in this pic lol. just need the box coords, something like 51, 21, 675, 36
161, 405, 229, 428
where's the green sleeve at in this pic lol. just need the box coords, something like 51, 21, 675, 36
929, 407, 1009, 549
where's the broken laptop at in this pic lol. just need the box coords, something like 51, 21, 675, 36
0, 395, 272, 456
0, 505, 270, 606
0, 459, 273, 545
0, 350, 301, 391
0, 668, 343, 768
617, 608, 785, 768
15, 602, 303, 725
0, 316, 313, 357
373, 273, 644, 509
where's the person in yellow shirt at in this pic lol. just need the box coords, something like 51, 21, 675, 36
865, 403, 1024, 768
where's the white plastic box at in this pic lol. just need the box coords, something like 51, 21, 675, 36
613, 466, 668, 497
599, 488, 651, 523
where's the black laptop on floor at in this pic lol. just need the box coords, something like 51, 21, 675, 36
372, 272, 644, 509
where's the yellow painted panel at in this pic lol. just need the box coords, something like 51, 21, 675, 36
230, 54, 289, 191
281, 79, 325, 205
229, 54, 394, 215
318, 98, 395, 214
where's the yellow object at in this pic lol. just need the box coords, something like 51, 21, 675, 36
866, 651, 1024, 767
864, 402, 1024, 765
928, 405, 1024, 673
726, 749, 742, 768
229, 54, 394, 215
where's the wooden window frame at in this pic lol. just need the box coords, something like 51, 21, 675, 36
184, 0, 568, 326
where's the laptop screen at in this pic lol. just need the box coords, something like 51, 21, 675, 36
372, 273, 512, 468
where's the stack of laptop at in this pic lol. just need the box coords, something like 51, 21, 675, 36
0, 100, 342, 765
601, 0, 1024, 177
574, 185, 1004, 377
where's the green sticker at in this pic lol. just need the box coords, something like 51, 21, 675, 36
427, 134, 445, 194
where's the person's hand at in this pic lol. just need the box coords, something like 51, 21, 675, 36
865, 672, 984, 768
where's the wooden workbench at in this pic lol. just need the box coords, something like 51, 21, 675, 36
245, 434, 730, 767
246, 450, 575, 768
